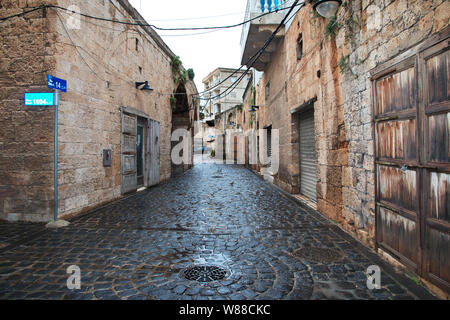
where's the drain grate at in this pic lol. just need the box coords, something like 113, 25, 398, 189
181, 265, 228, 282
211, 176, 223, 179
294, 247, 343, 263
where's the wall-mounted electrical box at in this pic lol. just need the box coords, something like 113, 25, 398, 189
103, 149, 112, 167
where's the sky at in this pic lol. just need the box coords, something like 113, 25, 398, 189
128, 0, 248, 91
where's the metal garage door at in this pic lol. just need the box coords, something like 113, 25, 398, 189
299, 108, 317, 202
373, 30, 449, 293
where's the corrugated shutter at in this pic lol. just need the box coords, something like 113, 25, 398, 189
299, 109, 317, 202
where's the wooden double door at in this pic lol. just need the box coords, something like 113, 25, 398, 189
372, 29, 449, 293
121, 111, 160, 194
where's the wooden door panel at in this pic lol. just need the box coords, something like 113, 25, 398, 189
374, 61, 420, 268
373, 28, 450, 294
122, 135, 136, 154
429, 172, 449, 222
376, 119, 417, 161
122, 154, 136, 174
377, 165, 418, 214
375, 67, 416, 115
423, 44, 450, 291
426, 228, 450, 289
122, 114, 137, 134
121, 112, 137, 194
427, 50, 449, 105
378, 207, 419, 268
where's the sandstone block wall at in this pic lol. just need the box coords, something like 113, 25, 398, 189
1, 0, 198, 221
335, 0, 449, 245
0, 1, 58, 222
252, 0, 449, 247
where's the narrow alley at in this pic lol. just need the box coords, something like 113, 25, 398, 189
0, 161, 435, 300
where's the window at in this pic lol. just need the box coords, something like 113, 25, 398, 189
297, 33, 303, 60
135, 38, 139, 52
214, 104, 221, 114
265, 82, 270, 100
231, 76, 237, 83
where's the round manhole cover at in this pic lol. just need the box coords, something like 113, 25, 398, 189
181, 265, 229, 282
294, 247, 343, 263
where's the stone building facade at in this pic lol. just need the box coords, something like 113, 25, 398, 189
240, 0, 449, 294
202, 67, 251, 119
0, 0, 198, 222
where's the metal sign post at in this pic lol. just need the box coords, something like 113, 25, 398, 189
54, 90, 59, 221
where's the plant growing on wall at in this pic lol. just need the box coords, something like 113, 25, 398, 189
338, 55, 349, 74
187, 68, 195, 81
324, 15, 342, 39
170, 94, 177, 110
170, 55, 182, 74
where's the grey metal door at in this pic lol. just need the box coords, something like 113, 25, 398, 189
121, 112, 137, 194
299, 108, 317, 202
146, 119, 160, 187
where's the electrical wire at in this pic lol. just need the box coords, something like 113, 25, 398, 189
199, 1, 302, 101
2, 2, 303, 100
0, 5, 45, 21
141, 11, 246, 22
196, 1, 303, 97
0, 3, 304, 31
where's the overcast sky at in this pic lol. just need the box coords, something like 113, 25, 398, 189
128, 0, 248, 91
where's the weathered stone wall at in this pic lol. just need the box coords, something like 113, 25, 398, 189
335, 0, 449, 245
0, 1, 58, 222
1, 0, 198, 221
253, 0, 449, 247
52, 0, 197, 218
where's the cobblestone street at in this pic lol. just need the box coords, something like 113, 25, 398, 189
0, 162, 436, 300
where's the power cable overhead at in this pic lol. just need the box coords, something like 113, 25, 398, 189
199, 0, 302, 101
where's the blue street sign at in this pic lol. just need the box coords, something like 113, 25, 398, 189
24, 92, 54, 106
47, 75, 67, 92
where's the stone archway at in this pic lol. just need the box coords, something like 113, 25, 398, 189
171, 83, 191, 177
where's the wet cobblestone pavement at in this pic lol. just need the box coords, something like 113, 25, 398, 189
0, 162, 436, 300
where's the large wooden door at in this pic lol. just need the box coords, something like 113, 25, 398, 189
373, 32, 449, 293
146, 119, 160, 187
121, 112, 137, 194
420, 41, 449, 292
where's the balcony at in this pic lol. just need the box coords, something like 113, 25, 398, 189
240, 0, 294, 71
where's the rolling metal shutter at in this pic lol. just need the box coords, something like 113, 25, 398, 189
299, 108, 317, 202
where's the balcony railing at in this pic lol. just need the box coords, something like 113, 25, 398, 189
240, 0, 295, 70
258, 0, 285, 13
